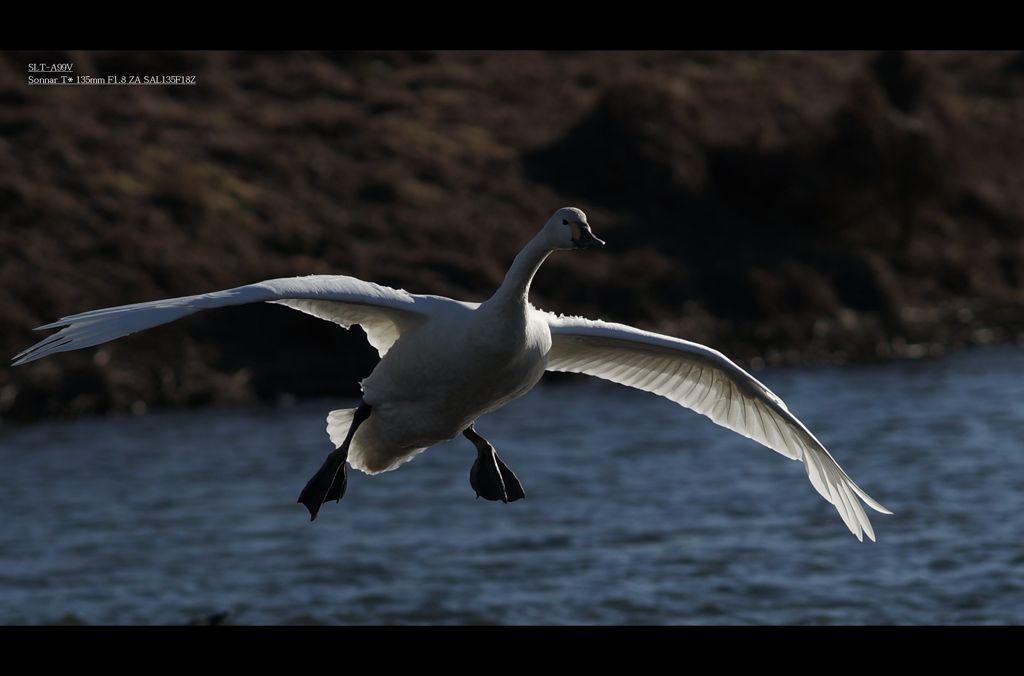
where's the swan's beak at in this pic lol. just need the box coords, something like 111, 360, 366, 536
572, 222, 605, 249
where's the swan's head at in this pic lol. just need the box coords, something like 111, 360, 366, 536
543, 207, 605, 251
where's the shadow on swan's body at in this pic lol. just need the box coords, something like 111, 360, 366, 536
12, 207, 891, 540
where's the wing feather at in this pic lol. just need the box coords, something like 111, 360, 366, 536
13, 275, 433, 365
545, 312, 890, 541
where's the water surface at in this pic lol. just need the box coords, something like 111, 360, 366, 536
2, 347, 1023, 624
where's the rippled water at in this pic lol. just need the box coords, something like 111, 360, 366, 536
2, 347, 1024, 624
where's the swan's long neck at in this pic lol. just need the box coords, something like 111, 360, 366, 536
487, 233, 552, 307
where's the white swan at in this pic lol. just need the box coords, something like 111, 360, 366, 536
13, 207, 890, 539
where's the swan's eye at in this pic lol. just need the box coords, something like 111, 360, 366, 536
562, 219, 568, 225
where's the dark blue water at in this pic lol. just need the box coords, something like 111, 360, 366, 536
2, 346, 1024, 624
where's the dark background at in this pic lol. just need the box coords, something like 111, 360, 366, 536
3, 50, 1024, 421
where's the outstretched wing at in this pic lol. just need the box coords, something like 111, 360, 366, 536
544, 313, 891, 541
13, 275, 432, 366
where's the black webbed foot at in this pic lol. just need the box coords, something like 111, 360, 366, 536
464, 425, 525, 503
297, 449, 348, 521
297, 401, 370, 521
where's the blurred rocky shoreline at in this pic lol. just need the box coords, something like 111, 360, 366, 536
2, 50, 1023, 422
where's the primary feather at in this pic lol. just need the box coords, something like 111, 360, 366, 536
13, 275, 427, 365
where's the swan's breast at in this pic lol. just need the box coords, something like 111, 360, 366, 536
361, 305, 550, 421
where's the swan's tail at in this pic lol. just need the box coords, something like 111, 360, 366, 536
326, 408, 357, 447
327, 407, 379, 473
327, 407, 428, 475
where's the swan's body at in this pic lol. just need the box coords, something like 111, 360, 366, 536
344, 294, 551, 474
13, 207, 890, 540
